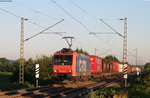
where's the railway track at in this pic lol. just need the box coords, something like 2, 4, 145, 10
50, 78, 121, 98
0, 77, 122, 98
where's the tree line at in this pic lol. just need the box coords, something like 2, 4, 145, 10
0, 56, 52, 86
1, 48, 148, 87
0, 48, 123, 84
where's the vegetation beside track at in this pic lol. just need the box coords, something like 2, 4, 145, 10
0, 56, 54, 91
0, 55, 149, 96
0, 72, 34, 91
86, 64, 150, 98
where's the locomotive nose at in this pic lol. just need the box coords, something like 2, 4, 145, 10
53, 65, 72, 73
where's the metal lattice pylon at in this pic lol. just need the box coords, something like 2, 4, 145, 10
19, 18, 25, 83
123, 18, 128, 87
123, 18, 127, 64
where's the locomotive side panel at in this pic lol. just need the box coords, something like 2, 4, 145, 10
75, 54, 91, 76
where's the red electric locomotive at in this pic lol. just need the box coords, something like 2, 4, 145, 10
52, 48, 91, 81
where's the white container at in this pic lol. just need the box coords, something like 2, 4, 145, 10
119, 64, 123, 72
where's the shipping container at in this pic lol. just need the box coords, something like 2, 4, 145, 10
131, 66, 137, 73
127, 65, 132, 73
89, 56, 102, 74
110, 62, 114, 73
118, 64, 123, 72
131, 66, 141, 73
112, 62, 119, 72
102, 59, 108, 73
102, 60, 113, 73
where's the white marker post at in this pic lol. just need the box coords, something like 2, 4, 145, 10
124, 64, 128, 86
136, 67, 140, 76
35, 64, 39, 87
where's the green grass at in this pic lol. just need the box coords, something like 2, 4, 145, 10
0, 72, 34, 91
0, 72, 13, 91
0, 72, 12, 84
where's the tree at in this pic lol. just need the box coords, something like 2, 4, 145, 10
104, 55, 120, 62
11, 58, 35, 84
11, 60, 19, 82
144, 62, 150, 70
74, 48, 89, 56
24, 58, 35, 84
35, 55, 52, 80
0, 58, 16, 72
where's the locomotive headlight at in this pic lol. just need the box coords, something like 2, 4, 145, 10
54, 70, 57, 72
68, 70, 72, 72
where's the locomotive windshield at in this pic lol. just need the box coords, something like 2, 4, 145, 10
53, 55, 73, 65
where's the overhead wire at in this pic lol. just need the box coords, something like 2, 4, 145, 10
69, 1, 120, 55
48, 0, 98, 50
0, 7, 67, 41
67, 0, 122, 52
50, 0, 124, 59
127, 50, 136, 57
75, 40, 96, 50
1, 1, 119, 59
61, 19, 99, 50
0, 7, 54, 31
68, 0, 104, 33
68, 0, 98, 19
13, 1, 61, 20
12, 1, 65, 32
24, 19, 64, 41
50, 0, 107, 51
0, 8, 20, 18
68, 0, 109, 32
74, 39, 110, 56
51, 0, 91, 32
94, 34, 122, 56
94, 35, 116, 49
68, 1, 123, 39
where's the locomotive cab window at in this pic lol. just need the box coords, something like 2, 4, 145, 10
53, 55, 73, 65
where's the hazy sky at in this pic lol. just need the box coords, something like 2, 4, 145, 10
0, 0, 150, 65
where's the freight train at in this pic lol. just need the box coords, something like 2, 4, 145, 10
52, 48, 139, 81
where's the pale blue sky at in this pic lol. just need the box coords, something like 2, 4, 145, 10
0, 0, 150, 65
